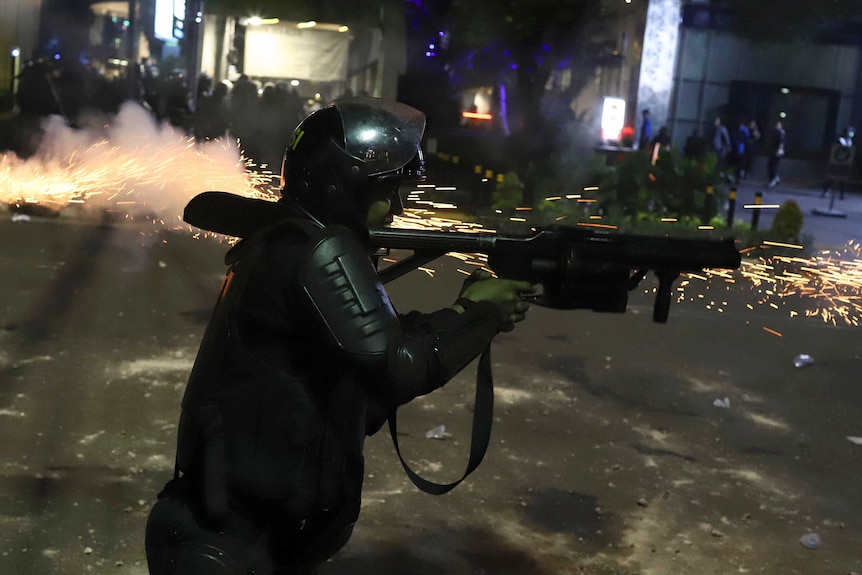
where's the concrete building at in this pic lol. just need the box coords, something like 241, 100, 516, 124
199, 14, 404, 102
640, 0, 862, 180
567, 0, 861, 181
0, 0, 44, 106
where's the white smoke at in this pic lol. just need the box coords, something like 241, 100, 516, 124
2, 102, 276, 223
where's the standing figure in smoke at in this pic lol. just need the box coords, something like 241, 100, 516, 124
767, 120, 786, 188
144, 97, 532, 574
638, 108, 652, 150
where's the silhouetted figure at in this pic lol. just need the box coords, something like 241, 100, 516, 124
767, 120, 786, 188
683, 129, 708, 160
17, 59, 63, 117
230, 75, 260, 157
838, 125, 855, 148
194, 82, 230, 141
638, 109, 652, 150
162, 74, 192, 130
732, 119, 751, 181
711, 117, 731, 168
649, 126, 672, 150
743, 120, 761, 178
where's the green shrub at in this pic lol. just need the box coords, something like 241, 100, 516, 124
768, 200, 804, 244
582, 147, 730, 226
489, 145, 741, 235
491, 172, 525, 212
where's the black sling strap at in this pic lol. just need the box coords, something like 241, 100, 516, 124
387, 345, 494, 495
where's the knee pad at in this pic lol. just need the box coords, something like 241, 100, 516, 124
145, 487, 272, 575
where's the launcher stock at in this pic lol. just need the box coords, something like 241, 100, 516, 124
369, 226, 742, 323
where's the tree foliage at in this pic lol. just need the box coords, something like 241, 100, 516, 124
441, 0, 615, 94
587, 148, 727, 225
423, 0, 618, 167
491, 172, 525, 212
769, 200, 804, 243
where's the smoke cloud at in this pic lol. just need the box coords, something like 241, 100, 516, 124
2, 102, 277, 224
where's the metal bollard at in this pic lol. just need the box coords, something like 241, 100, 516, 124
751, 191, 762, 230
471, 165, 483, 206
484, 169, 496, 195
703, 185, 714, 224
726, 187, 737, 228
438, 152, 451, 185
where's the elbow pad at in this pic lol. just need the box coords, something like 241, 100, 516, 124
298, 229, 504, 403
298, 226, 398, 363
433, 299, 504, 383
376, 302, 505, 406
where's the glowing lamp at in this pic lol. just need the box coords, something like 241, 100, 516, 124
601, 97, 626, 142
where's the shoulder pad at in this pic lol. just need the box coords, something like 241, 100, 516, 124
225, 217, 322, 266
299, 226, 398, 357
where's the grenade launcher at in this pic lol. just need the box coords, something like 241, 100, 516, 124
183, 191, 742, 323
369, 226, 741, 323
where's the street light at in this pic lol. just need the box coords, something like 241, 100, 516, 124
244, 16, 280, 26
10, 47, 21, 108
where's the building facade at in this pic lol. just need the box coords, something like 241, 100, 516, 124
654, 0, 861, 179
1, 0, 44, 105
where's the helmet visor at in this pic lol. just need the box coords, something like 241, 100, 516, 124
335, 97, 426, 178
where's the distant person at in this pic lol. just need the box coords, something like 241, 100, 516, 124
767, 120, 786, 188
303, 97, 324, 117
711, 117, 731, 167
194, 81, 230, 142
838, 125, 855, 148
230, 75, 260, 156
683, 128, 708, 160
161, 74, 192, 130
638, 109, 652, 150
286, 87, 305, 126
649, 126, 672, 154
825, 125, 855, 198
16, 59, 63, 118
733, 119, 751, 181
743, 120, 761, 180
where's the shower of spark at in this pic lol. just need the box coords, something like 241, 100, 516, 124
678, 241, 862, 326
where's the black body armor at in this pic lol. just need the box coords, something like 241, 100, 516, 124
146, 217, 505, 574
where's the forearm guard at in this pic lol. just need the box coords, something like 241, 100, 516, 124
298, 226, 505, 407
429, 298, 504, 383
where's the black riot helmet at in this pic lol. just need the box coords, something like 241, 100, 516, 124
280, 97, 426, 232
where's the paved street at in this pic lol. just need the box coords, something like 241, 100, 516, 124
0, 194, 860, 575
731, 176, 862, 250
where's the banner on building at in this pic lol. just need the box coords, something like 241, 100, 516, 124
244, 23, 349, 81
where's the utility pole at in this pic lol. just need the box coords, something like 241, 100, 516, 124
127, 0, 139, 101
184, 0, 204, 111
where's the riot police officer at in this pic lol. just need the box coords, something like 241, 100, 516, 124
145, 97, 532, 574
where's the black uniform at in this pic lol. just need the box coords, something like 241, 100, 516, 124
146, 212, 505, 574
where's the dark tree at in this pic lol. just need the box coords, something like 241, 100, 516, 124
421, 0, 618, 167
39, 0, 95, 59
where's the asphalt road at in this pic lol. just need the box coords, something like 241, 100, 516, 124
731, 178, 862, 251
0, 212, 860, 575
